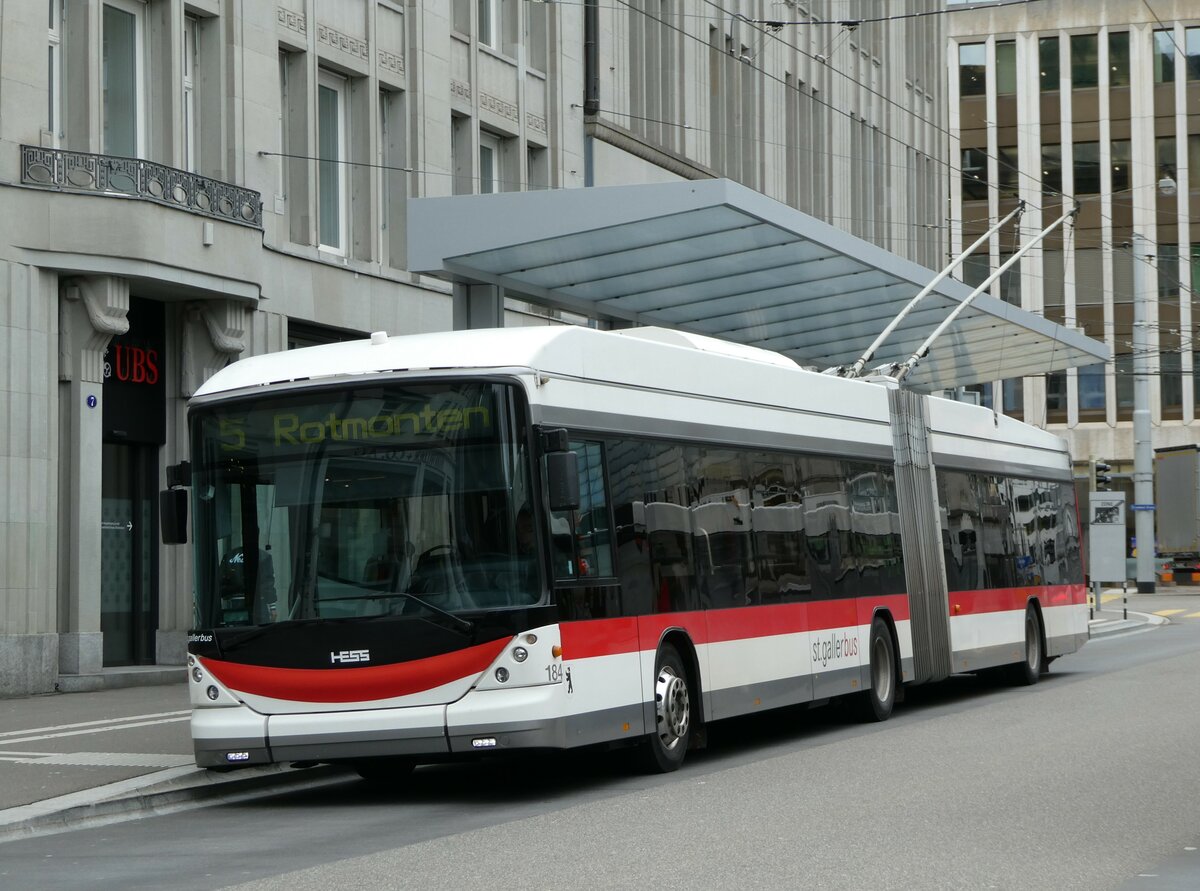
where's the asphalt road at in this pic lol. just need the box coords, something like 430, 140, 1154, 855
3, 603, 1200, 891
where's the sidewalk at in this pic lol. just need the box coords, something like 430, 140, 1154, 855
0, 602, 1165, 842
0, 681, 346, 842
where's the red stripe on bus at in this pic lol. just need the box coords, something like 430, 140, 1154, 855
948, 584, 1088, 616
560, 595, 914, 658
202, 638, 509, 703
560, 618, 639, 660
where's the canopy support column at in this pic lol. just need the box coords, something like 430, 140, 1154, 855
452, 282, 505, 330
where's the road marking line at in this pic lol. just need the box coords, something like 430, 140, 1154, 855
0, 717, 190, 748
0, 752, 192, 768
1154, 609, 1186, 616
0, 710, 190, 740
1101, 593, 1123, 604
1185, 611, 1200, 619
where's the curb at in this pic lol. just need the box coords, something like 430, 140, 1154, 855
0, 762, 351, 844
1088, 609, 1168, 638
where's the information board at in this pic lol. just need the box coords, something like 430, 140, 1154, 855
1088, 491, 1126, 583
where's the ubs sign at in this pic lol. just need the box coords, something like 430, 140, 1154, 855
103, 297, 165, 444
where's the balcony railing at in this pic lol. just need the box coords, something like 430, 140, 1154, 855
20, 145, 263, 229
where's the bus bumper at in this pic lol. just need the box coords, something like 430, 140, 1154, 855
191, 686, 572, 767
445, 682, 569, 752
192, 707, 270, 769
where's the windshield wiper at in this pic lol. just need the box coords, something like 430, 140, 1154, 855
390, 591, 474, 635
218, 617, 330, 652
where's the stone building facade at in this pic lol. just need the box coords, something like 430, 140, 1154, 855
0, 0, 946, 694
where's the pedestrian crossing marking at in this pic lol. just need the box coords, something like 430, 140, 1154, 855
1101, 594, 1123, 604
1154, 609, 1186, 616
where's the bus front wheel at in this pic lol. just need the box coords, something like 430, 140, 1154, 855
641, 643, 692, 773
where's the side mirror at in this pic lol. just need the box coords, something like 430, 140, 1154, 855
546, 451, 580, 512
160, 488, 189, 545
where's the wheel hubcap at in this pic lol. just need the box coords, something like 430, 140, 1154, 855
654, 665, 689, 750
872, 636, 892, 702
1026, 614, 1041, 670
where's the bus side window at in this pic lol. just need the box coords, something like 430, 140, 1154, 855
548, 441, 614, 580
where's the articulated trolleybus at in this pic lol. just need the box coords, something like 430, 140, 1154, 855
163, 326, 1087, 776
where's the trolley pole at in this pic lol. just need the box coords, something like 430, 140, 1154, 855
1132, 234, 1156, 593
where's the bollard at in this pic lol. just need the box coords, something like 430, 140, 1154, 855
1123, 579, 1128, 621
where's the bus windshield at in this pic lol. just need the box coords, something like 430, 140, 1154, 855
190, 381, 536, 629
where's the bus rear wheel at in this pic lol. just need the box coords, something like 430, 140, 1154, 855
640, 643, 692, 773
857, 617, 897, 722
1008, 605, 1045, 686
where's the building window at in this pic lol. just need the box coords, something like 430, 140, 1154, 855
1111, 139, 1130, 193
1194, 350, 1200, 412
1109, 31, 1130, 86
965, 382, 993, 409
997, 145, 1019, 196
1039, 37, 1059, 92
1078, 364, 1105, 413
1003, 378, 1024, 417
1070, 34, 1098, 88
959, 43, 986, 96
48, 0, 62, 143
478, 0, 499, 49
1154, 30, 1175, 84
961, 254, 989, 290
479, 131, 500, 193
1074, 141, 1101, 195
1115, 354, 1133, 417
1188, 28, 1200, 80
1157, 135, 1177, 184
961, 147, 988, 200
183, 16, 198, 171
317, 70, 348, 253
996, 41, 1016, 95
1042, 143, 1062, 194
1046, 372, 1068, 420
527, 0, 548, 71
102, 1, 144, 157
998, 251, 1021, 306
1162, 352, 1183, 416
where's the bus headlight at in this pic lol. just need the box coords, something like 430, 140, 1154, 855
495, 667, 510, 683
512, 646, 528, 663
192, 667, 204, 683
206, 685, 220, 701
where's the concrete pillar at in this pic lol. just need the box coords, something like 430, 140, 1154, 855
57, 276, 130, 675
452, 282, 505, 330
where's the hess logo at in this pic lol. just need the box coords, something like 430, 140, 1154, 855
330, 649, 370, 664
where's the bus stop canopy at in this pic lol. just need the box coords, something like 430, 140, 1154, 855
408, 179, 1108, 393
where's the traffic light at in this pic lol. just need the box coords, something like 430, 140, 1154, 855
1094, 460, 1112, 491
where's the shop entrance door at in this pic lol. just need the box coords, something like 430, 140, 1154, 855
100, 442, 158, 665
